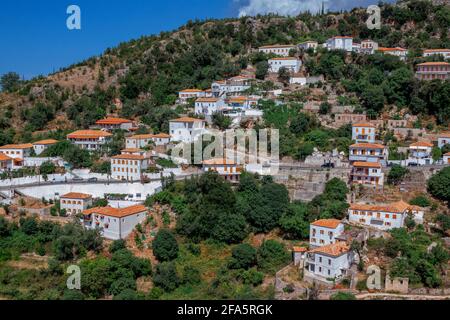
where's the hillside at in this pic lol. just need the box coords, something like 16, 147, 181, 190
0, 0, 449, 145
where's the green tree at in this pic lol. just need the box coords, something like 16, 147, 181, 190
228, 244, 257, 270
257, 240, 291, 274
152, 229, 179, 262
0, 72, 21, 92
387, 165, 409, 185
153, 262, 180, 292
427, 167, 450, 202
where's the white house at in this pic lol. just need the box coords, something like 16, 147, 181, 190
350, 162, 384, 189
378, 47, 408, 61
305, 242, 353, 281
202, 158, 243, 182
352, 123, 376, 143
226, 96, 259, 110
268, 57, 301, 73
126, 133, 171, 149
0, 153, 13, 172
348, 200, 423, 230
60, 192, 93, 216
195, 97, 226, 116
67, 130, 113, 151
326, 36, 353, 52
169, 117, 206, 143
95, 118, 134, 131
408, 141, 434, 165
349, 143, 388, 165
178, 89, 206, 104
32, 139, 58, 156
111, 149, 152, 182
258, 44, 296, 57
298, 41, 318, 51
310, 219, 344, 248
0, 143, 33, 169
211, 76, 253, 97
438, 133, 450, 149
81, 205, 148, 240
360, 39, 379, 54
423, 49, 450, 59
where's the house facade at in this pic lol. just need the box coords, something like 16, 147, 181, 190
194, 97, 226, 116
111, 149, 152, 182
352, 123, 376, 143
178, 89, 206, 104
438, 133, 450, 149
169, 117, 206, 143
349, 143, 388, 165
126, 133, 171, 149
268, 57, 301, 73
32, 139, 58, 156
298, 41, 318, 51
360, 39, 379, 54
0, 154, 13, 172
415, 62, 450, 81
60, 192, 93, 215
0, 144, 33, 168
378, 47, 408, 60
335, 114, 367, 127
422, 49, 450, 59
310, 219, 344, 248
67, 130, 113, 151
95, 118, 134, 131
408, 141, 434, 165
326, 36, 353, 52
350, 161, 384, 189
258, 44, 296, 57
81, 205, 148, 240
202, 158, 243, 182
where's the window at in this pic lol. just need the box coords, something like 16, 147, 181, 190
319, 257, 322, 263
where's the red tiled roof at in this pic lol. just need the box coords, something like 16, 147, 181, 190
311, 219, 342, 229
32, 139, 58, 146
61, 192, 92, 200
309, 242, 350, 257
96, 118, 132, 125
67, 130, 113, 139
0, 144, 33, 150
83, 205, 147, 218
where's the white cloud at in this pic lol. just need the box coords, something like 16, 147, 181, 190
238, 0, 326, 17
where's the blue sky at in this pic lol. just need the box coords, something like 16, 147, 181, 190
0, 0, 385, 79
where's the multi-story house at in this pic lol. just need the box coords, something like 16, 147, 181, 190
178, 89, 206, 104
352, 123, 376, 143
349, 143, 388, 165
0, 143, 33, 168
95, 117, 134, 131
415, 62, 450, 81
226, 96, 259, 110
32, 139, 58, 156
202, 158, 243, 182
438, 133, 450, 149
350, 161, 384, 189
309, 219, 344, 248
81, 205, 148, 240
298, 41, 318, 51
0, 153, 13, 172
169, 117, 206, 143
111, 149, 152, 182
194, 97, 226, 116
348, 200, 423, 230
335, 114, 367, 127
67, 130, 113, 151
126, 133, 171, 149
422, 49, 450, 59
326, 36, 353, 52
60, 192, 93, 215
211, 76, 253, 97
408, 141, 434, 165
305, 242, 354, 281
268, 57, 302, 73
360, 39, 379, 54
377, 47, 408, 60
258, 44, 296, 57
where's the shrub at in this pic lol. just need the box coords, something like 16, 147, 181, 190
228, 244, 257, 270
152, 229, 179, 262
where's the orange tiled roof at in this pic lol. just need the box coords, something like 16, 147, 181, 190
196, 97, 219, 103
270, 57, 299, 61
67, 130, 113, 139
0, 153, 13, 161
83, 205, 147, 218
353, 122, 375, 128
353, 161, 382, 168
61, 192, 92, 199
444, 152, 450, 156
410, 141, 433, 148
378, 47, 407, 52
170, 117, 205, 123
293, 246, 308, 253
417, 62, 450, 66
309, 242, 350, 257
259, 44, 295, 49
349, 200, 411, 213
439, 132, 450, 138
96, 117, 132, 125
350, 143, 385, 149
423, 49, 450, 53
202, 158, 237, 165
112, 154, 146, 160
180, 89, 203, 93
32, 139, 58, 145
0, 143, 33, 150
311, 219, 342, 229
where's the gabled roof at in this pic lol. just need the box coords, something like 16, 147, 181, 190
309, 242, 350, 257
0, 143, 33, 150
67, 130, 113, 139
353, 161, 382, 168
202, 158, 237, 166
112, 154, 147, 160
311, 219, 342, 229
83, 205, 147, 218
410, 141, 433, 148
32, 139, 59, 146
349, 200, 411, 213
96, 117, 132, 125
423, 49, 450, 53
0, 153, 13, 161
352, 122, 375, 128
180, 89, 203, 93
61, 192, 92, 200
269, 57, 299, 61
293, 246, 308, 253
170, 117, 205, 123
378, 47, 407, 52
417, 62, 450, 66
196, 97, 220, 103
350, 143, 385, 149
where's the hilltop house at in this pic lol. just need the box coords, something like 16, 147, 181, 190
169, 117, 206, 143
81, 205, 148, 240
360, 39, 379, 54
258, 44, 296, 57
310, 219, 344, 248
422, 49, 450, 59
298, 41, 318, 51
126, 133, 171, 149
0, 154, 13, 172
178, 89, 206, 104
0, 144, 34, 168
438, 133, 450, 149
268, 57, 301, 73
335, 114, 367, 127
111, 149, 152, 182
349, 143, 388, 165
202, 158, 243, 182
211, 76, 253, 97
194, 97, 226, 116
326, 36, 353, 52
32, 139, 58, 156
408, 141, 434, 165
348, 200, 424, 230
60, 192, 93, 216
95, 117, 134, 131
377, 47, 408, 60
67, 130, 113, 151
352, 123, 376, 143
350, 161, 384, 189
415, 62, 450, 81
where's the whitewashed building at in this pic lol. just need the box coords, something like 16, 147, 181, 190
32, 139, 58, 156
169, 117, 206, 143
268, 57, 301, 73
258, 44, 296, 57
211, 76, 254, 97
195, 97, 226, 116
126, 133, 171, 149
326, 36, 353, 52
95, 118, 134, 131
378, 47, 408, 61
202, 158, 243, 182
349, 143, 388, 165
298, 41, 318, 51
360, 39, 379, 54
422, 49, 450, 59
408, 141, 434, 165
305, 242, 354, 281
350, 162, 384, 189
178, 89, 206, 104
67, 130, 113, 151
0, 153, 13, 172
348, 200, 423, 230
81, 205, 148, 240
352, 123, 376, 143
60, 192, 93, 215
438, 133, 450, 149
111, 149, 152, 182
310, 219, 344, 248
0, 144, 33, 169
